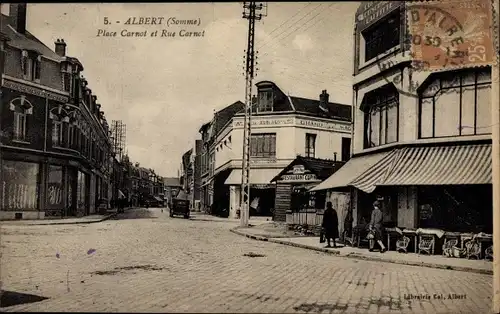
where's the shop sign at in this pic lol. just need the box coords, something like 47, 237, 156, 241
355, 1, 404, 31
292, 165, 305, 174
296, 118, 351, 132
233, 117, 294, 128
252, 184, 273, 189
280, 173, 317, 181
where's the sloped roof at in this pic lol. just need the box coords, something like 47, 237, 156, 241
271, 156, 346, 182
213, 101, 245, 137
163, 177, 181, 187
1, 13, 63, 61
182, 149, 192, 168
235, 81, 352, 121
291, 96, 351, 121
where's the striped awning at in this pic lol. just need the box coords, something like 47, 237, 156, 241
310, 150, 393, 192
379, 144, 492, 186
349, 149, 401, 193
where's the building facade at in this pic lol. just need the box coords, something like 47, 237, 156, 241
163, 177, 181, 206
211, 81, 352, 221
0, 4, 113, 220
313, 2, 492, 242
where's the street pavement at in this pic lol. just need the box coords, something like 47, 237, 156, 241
0, 207, 492, 313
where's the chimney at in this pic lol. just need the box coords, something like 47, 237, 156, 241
319, 90, 329, 112
9, 4, 27, 34
54, 39, 66, 57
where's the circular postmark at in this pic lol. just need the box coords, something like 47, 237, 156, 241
374, 1, 493, 98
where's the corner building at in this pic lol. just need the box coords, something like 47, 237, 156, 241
313, 2, 492, 248
0, 4, 113, 220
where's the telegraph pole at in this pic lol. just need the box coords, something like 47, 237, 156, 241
240, 1, 266, 227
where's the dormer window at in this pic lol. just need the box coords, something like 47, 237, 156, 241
21, 50, 41, 81
257, 89, 273, 112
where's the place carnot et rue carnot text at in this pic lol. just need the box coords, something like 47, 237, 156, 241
97, 16, 205, 38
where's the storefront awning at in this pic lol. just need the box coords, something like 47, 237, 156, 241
378, 144, 492, 186
310, 150, 393, 192
225, 168, 281, 185
349, 149, 401, 193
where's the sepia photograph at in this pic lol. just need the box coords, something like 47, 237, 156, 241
0, 1, 499, 313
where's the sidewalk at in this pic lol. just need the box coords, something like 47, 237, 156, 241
231, 223, 493, 275
0, 210, 121, 226
189, 212, 272, 225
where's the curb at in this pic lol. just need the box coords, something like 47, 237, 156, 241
1, 212, 119, 226
230, 228, 493, 275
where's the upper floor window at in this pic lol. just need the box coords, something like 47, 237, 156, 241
250, 133, 276, 158
305, 133, 316, 158
10, 96, 33, 142
363, 85, 399, 148
257, 90, 273, 112
21, 51, 42, 81
362, 10, 400, 62
419, 68, 491, 138
51, 116, 64, 147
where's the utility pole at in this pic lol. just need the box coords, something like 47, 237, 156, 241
240, 1, 266, 227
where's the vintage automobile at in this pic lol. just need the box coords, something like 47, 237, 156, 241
170, 190, 190, 219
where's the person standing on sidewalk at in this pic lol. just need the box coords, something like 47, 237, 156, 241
368, 201, 387, 253
322, 202, 339, 248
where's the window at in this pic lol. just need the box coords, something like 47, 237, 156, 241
257, 90, 273, 112
9, 96, 33, 142
1, 160, 40, 211
250, 133, 276, 158
305, 133, 316, 157
419, 68, 492, 138
67, 124, 74, 149
21, 51, 41, 81
362, 10, 401, 62
341, 137, 351, 162
63, 72, 71, 92
52, 116, 63, 147
364, 86, 399, 148
33, 56, 41, 81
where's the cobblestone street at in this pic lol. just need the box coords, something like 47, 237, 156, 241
0, 208, 492, 313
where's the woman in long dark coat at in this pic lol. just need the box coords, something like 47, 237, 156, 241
322, 202, 339, 248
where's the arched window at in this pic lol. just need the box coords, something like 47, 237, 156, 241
419, 68, 491, 138
50, 106, 70, 147
9, 96, 33, 141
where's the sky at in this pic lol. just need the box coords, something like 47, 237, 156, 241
2, 2, 359, 177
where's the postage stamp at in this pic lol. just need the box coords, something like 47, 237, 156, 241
406, 0, 495, 71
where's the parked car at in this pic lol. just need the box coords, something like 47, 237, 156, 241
170, 190, 190, 219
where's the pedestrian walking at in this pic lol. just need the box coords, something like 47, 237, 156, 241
321, 201, 339, 248
368, 201, 387, 253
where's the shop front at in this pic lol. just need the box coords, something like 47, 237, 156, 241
312, 142, 493, 259
225, 167, 280, 219
271, 156, 345, 224
0, 152, 91, 219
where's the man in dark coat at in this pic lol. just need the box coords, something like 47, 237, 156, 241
368, 201, 387, 253
322, 202, 339, 248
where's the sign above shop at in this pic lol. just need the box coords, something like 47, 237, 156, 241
296, 118, 351, 133
355, 1, 404, 31
233, 118, 294, 128
281, 173, 318, 182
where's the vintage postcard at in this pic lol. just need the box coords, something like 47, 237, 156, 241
0, 1, 499, 313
